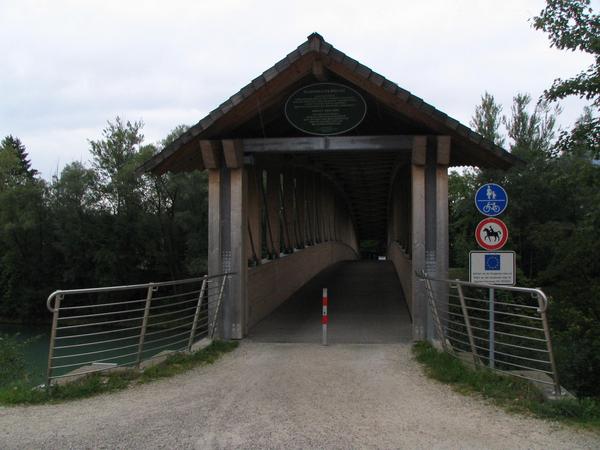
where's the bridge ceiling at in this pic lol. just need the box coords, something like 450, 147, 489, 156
314, 152, 406, 242
271, 151, 408, 243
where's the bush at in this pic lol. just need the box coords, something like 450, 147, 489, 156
0, 333, 28, 388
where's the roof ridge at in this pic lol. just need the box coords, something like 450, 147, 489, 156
136, 33, 519, 175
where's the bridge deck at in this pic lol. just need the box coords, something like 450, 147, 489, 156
248, 260, 412, 343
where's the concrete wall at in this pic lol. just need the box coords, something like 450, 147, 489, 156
387, 241, 413, 317
247, 241, 358, 328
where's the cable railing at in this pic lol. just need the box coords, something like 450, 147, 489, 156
45, 273, 232, 387
417, 271, 561, 396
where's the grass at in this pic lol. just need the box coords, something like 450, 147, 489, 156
412, 341, 600, 430
0, 340, 238, 406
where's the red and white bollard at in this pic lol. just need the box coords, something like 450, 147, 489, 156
322, 288, 328, 346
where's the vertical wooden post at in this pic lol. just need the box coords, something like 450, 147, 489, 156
227, 165, 247, 338
246, 166, 262, 265
411, 136, 427, 340
283, 169, 295, 252
436, 136, 451, 339
207, 168, 223, 276
266, 169, 281, 257
207, 166, 223, 338
305, 172, 315, 245
295, 171, 306, 247
246, 166, 262, 264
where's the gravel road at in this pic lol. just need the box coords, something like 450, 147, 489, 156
0, 342, 597, 449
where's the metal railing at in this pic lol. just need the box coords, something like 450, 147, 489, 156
45, 273, 231, 387
417, 271, 561, 396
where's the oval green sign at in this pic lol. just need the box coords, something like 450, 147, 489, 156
285, 83, 367, 136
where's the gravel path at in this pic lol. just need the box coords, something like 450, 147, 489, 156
0, 342, 597, 449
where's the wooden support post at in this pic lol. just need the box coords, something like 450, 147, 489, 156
295, 172, 306, 247
411, 136, 427, 341
246, 166, 262, 265
283, 169, 295, 252
226, 166, 247, 339
435, 136, 451, 338
207, 167, 223, 338
305, 172, 315, 245
208, 169, 223, 278
266, 169, 281, 257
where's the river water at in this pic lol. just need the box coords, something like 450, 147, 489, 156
0, 323, 51, 386
1, 322, 203, 386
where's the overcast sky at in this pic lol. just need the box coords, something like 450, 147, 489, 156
0, 0, 595, 178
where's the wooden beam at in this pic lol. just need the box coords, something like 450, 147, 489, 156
199, 140, 221, 169
312, 59, 328, 81
242, 135, 413, 153
437, 136, 451, 166
222, 139, 244, 168
412, 136, 427, 166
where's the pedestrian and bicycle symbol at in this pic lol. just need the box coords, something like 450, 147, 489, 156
475, 183, 508, 217
475, 217, 508, 251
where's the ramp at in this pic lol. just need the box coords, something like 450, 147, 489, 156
248, 260, 412, 343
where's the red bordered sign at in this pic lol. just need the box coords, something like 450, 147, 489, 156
475, 217, 508, 251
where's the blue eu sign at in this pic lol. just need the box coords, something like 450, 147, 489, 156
485, 254, 501, 271
475, 183, 508, 217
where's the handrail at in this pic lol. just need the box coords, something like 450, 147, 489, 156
416, 270, 561, 397
45, 273, 233, 387
46, 272, 235, 312
416, 272, 549, 313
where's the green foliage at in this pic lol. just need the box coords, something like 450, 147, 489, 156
451, 90, 600, 399
413, 342, 600, 428
0, 341, 238, 405
470, 92, 505, 146
0, 135, 38, 182
533, 0, 599, 104
0, 121, 209, 320
0, 334, 28, 388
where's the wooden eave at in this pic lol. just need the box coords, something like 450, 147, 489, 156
137, 33, 519, 176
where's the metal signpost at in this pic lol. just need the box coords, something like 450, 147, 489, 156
471, 183, 512, 369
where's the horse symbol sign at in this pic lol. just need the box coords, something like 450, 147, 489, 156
475, 183, 508, 217
475, 217, 508, 251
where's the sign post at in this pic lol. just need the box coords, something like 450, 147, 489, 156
489, 288, 495, 369
472, 183, 511, 370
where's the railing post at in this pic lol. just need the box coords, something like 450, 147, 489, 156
210, 275, 228, 339
423, 276, 449, 353
456, 283, 480, 367
489, 288, 495, 369
46, 294, 62, 388
137, 283, 155, 368
188, 279, 208, 351
537, 291, 561, 396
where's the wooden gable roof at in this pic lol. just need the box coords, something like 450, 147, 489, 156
138, 33, 519, 175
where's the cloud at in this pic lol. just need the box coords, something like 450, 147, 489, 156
0, 0, 594, 178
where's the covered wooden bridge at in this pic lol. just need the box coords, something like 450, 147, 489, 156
138, 33, 517, 342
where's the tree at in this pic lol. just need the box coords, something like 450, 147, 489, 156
88, 117, 149, 215
0, 136, 38, 183
533, 0, 599, 104
503, 93, 561, 160
470, 92, 505, 146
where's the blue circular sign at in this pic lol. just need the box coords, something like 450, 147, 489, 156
475, 183, 508, 217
